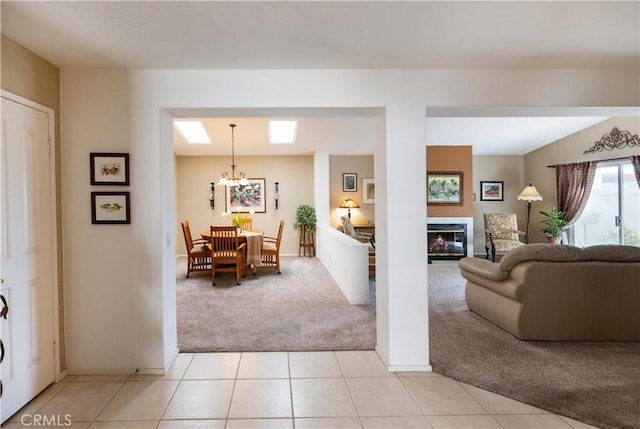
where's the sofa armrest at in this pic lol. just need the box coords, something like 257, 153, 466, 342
458, 257, 509, 281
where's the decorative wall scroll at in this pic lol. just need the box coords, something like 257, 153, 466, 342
583, 127, 639, 155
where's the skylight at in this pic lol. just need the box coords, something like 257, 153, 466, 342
174, 120, 211, 144
269, 120, 297, 144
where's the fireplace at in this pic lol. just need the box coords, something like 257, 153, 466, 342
427, 223, 467, 262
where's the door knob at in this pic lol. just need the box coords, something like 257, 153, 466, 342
0, 294, 7, 319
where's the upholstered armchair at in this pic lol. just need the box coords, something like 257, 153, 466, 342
483, 213, 526, 262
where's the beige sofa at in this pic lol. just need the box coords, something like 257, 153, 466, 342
458, 244, 640, 341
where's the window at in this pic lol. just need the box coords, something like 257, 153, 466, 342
572, 160, 640, 246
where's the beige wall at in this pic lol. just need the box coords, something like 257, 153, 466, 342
525, 117, 640, 244
472, 155, 526, 255
176, 155, 314, 256
329, 155, 375, 228
1, 35, 66, 371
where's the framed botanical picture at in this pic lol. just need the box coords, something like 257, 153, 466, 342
225, 178, 266, 213
90, 153, 129, 185
362, 178, 375, 204
91, 192, 130, 224
427, 171, 463, 205
480, 181, 504, 201
343, 173, 357, 192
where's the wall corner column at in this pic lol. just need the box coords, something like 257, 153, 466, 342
376, 104, 430, 372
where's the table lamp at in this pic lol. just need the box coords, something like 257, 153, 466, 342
339, 198, 360, 219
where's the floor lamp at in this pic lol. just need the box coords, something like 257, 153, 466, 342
517, 184, 543, 243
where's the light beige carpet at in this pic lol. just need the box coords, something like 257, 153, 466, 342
428, 264, 640, 429
177, 256, 376, 352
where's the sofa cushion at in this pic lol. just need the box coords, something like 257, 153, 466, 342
458, 257, 509, 281
500, 244, 591, 271
587, 245, 640, 262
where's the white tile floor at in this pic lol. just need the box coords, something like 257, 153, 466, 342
6, 351, 597, 429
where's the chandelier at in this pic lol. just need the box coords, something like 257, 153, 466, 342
218, 123, 249, 187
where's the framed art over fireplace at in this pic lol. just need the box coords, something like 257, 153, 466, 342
427, 171, 463, 205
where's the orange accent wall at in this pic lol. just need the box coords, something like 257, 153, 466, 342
426, 146, 474, 218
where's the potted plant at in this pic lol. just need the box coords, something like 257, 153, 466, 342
539, 207, 569, 243
293, 204, 317, 232
294, 204, 317, 256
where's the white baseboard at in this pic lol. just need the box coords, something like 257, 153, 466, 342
376, 346, 433, 373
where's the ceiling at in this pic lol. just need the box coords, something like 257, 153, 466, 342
3, 1, 638, 70
3, 1, 637, 155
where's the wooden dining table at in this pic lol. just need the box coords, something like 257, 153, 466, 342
200, 229, 264, 267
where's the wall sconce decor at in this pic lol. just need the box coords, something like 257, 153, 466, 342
275, 182, 279, 210
209, 182, 215, 209
339, 197, 360, 219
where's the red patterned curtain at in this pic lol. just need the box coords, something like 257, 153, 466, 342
631, 156, 640, 187
556, 161, 597, 225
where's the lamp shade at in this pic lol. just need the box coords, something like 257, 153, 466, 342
517, 185, 543, 202
339, 198, 360, 209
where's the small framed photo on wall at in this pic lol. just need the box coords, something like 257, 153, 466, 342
343, 173, 357, 192
480, 181, 504, 201
90, 153, 130, 186
91, 192, 131, 224
362, 178, 375, 204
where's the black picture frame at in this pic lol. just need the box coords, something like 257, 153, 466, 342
90, 152, 130, 186
480, 181, 504, 201
91, 192, 131, 224
343, 173, 357, 192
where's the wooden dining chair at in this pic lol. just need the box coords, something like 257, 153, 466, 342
181, 221, 211, 278
257, 220, 284, 274
209, 225, 247, 285
237, 218, 253, 231
228, 217, 253, 231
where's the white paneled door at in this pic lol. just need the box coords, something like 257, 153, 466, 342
0, 96, 56, 422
